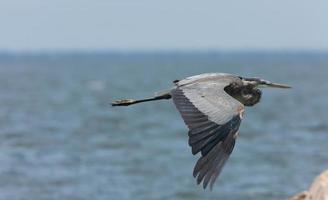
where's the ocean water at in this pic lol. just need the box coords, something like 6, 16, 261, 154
0, 52, 327, 200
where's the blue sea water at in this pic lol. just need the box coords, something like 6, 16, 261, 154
0, 52, 327, 200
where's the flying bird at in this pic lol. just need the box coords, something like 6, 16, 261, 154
112, 73, 291, 190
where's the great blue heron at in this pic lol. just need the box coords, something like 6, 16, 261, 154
112, 73, 291, 190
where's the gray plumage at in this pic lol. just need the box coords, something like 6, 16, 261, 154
112, 73, 290, 190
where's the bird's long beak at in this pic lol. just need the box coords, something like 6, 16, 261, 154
263, 81, 292, 89
243, 77, 292, 89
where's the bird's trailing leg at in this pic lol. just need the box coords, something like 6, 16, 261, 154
111, 92, 171, 106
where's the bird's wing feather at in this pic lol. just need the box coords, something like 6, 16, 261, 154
171, 75, 244, 189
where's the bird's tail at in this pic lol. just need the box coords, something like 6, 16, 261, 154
111, 92, 171, 107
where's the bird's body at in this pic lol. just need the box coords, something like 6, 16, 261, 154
112, 73, 290, 190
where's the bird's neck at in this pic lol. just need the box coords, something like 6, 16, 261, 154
224, 83, 262, 107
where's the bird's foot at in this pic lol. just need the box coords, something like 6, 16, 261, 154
111, 99, 135, 106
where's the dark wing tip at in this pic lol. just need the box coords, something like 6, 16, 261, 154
192, 129, 238, 190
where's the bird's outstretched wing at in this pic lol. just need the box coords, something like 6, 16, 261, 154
171, 74, 244, 189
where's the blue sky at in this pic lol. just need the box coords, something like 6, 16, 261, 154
0, 0, 327, 51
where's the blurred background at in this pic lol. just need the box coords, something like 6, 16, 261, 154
0, 1, 327, 200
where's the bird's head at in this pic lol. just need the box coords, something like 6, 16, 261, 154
240, 77, 292, 89
226, 76, 291, 106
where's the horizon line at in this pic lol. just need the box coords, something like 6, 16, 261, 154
1, 48, 328, 55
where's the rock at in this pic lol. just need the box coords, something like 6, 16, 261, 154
290, 170, 328, 200
290, 191, 308, 200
